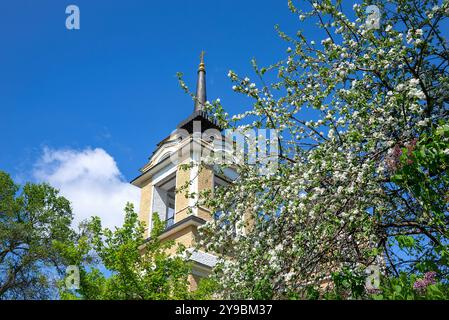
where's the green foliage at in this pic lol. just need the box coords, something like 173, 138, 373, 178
305, 271, 449, 300
0, 171, 216, 300
391, 123, 449, 272
392, 123, 449, 218
372, 273, 449, 300
0, 170, 75, 299
395, 235, 416, 249
251, 276, 275, 300
302, 286, 321, 300
321, 268, 366, 300
59, 208, 194, 300
192, 277, 220, 300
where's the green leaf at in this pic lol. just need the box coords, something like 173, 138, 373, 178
396, 235, 416, 249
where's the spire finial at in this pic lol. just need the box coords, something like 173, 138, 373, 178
194, 51, 207, 111
198, 51, 205, 72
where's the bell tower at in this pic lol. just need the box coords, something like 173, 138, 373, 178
131, 53, 227, 289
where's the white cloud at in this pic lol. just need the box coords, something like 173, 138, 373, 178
33, 147, 140, 230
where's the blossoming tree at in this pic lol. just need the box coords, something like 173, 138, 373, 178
182, 0, 449, 298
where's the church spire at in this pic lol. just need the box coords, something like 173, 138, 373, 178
194, 51, 207, 112
176, 52, 221, 133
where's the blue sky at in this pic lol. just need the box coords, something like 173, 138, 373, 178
0, 0, 302, 227
0, 0, 299, 179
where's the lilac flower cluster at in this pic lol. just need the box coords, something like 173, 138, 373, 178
385, 139, 418, 172
385, 144, 403, 172
413, 271, 437, 293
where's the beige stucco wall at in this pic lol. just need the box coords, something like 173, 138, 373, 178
138, 180, 153, 238
174, 160, 214, 223
197, 207, 212, 222
161, 225, 198, 255
197, 166, 213, 222
198, 166, 213, 194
